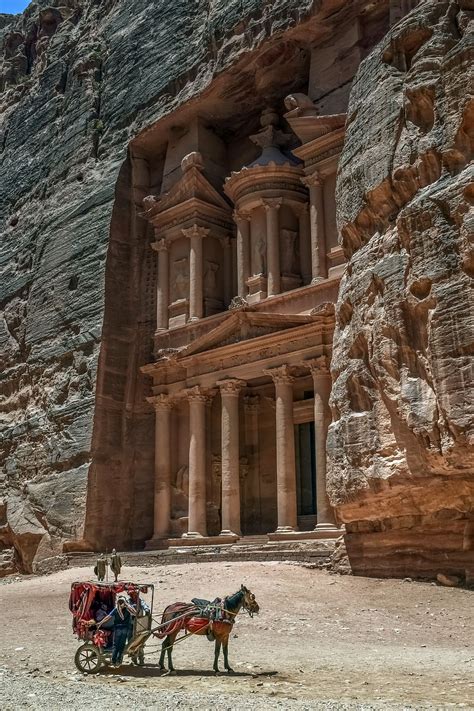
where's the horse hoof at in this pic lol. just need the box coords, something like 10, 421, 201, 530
227, 668, 234, 674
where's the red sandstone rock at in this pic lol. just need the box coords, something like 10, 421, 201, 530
329, 0, 474, 579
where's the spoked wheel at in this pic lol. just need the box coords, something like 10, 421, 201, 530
75, 643, 103, 674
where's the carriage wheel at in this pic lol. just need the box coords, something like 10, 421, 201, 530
74, 643, 103, 674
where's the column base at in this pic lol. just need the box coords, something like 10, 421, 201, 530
268, 528, 341, 542
167, 534, 238, 548
144, 536, 169, 551
219, 529, 240, 541
314, 522, 340, 532
311, 276, 325, 285
181, 531, 206, 539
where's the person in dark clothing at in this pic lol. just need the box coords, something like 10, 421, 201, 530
97, 593, 136, 667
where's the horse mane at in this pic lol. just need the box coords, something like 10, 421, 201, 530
225, 589, 244, 609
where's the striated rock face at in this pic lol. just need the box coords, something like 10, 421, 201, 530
329, 0, 474, 579
0, 0, 320, 572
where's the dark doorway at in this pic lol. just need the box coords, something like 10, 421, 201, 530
295, 422, 316, 529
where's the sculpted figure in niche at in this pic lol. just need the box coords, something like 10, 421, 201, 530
172, 465, 189, 521
175, 465, 189, 495
282, 229, 298, 274
253, 236, 266, 275
204, 260, 219, 297
172, 258, 188, 301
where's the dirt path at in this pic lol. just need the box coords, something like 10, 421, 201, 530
0, 562, 472, 709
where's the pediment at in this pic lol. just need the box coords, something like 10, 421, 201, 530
181, 311, 318, 358
157, 166, 231, 214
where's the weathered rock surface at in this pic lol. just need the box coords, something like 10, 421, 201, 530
0, 0, 334, 572
329, 0, 474, 579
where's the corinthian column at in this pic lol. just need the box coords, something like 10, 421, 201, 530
183, 225, 209, 321
296, 203, 312, 285
151, 237, 169, 331
218, 379, 245, 537
244, 395, 261, 529
147, 394, 173, 540
183, 386, 213, 538
263, 199, 282, 296
302, 173, 327, 282
220, 236, 232, 307
264, 365, 297, 532
233, 211, 250, 298
308, 356, 337, 530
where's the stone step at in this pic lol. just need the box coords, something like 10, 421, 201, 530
64, 538, 336, 572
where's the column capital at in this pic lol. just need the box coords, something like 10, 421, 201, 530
306, 355, 330, 376
263, 364, 295, 385
262, 198, 282, 212
219, 235, 231, 248
293, 202, 309, 216
184, 385, 216, 402
151, 238, 168, 252
233, 209, 251, 222
243, 394, 259, 413
147, 393, 174, 411
182, 225, 209, 240
301, 171, 323, 188
217, 378, 246, 396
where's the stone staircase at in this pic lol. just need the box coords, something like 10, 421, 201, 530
64, 537, 337, 571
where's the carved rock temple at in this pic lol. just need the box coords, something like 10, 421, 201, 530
141, 105, 345, 546
1, 0, 473, 579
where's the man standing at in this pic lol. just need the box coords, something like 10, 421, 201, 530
94, 553, 107, 581
110, 549, 122, 581
97, 593, 136, 668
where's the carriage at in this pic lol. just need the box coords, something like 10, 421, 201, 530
69, 580, 259, 674
69, 580, 154, 674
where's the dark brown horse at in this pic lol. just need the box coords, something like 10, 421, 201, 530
157, 585, 259, 673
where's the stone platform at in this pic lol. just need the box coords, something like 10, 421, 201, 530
63, 536, 338, 571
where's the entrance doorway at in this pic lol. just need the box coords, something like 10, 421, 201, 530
295, 422, 316, 529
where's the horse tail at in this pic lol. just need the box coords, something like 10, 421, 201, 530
155, 602, 195, 638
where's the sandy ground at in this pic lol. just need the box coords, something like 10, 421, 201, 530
0, 561, 473, 710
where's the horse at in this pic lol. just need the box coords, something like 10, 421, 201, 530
156, 584, 259, 673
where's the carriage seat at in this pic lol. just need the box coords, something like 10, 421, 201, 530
191, 598, 211, 608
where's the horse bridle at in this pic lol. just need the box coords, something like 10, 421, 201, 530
242, 592, 258, 618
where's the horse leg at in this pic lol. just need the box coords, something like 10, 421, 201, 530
167, 632, 177, 672
223, 636, 233, 673
213, 638, 221, 674
159, 636, 168, 670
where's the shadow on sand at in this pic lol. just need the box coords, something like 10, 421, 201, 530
100, 664, 279, 679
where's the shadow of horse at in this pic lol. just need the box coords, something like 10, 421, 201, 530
100, 665, 279, 679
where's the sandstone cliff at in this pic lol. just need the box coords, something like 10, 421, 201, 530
1, 0, 318, 572
330, 0, 474, 579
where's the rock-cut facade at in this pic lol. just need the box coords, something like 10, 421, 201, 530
0, 0, 472, 581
